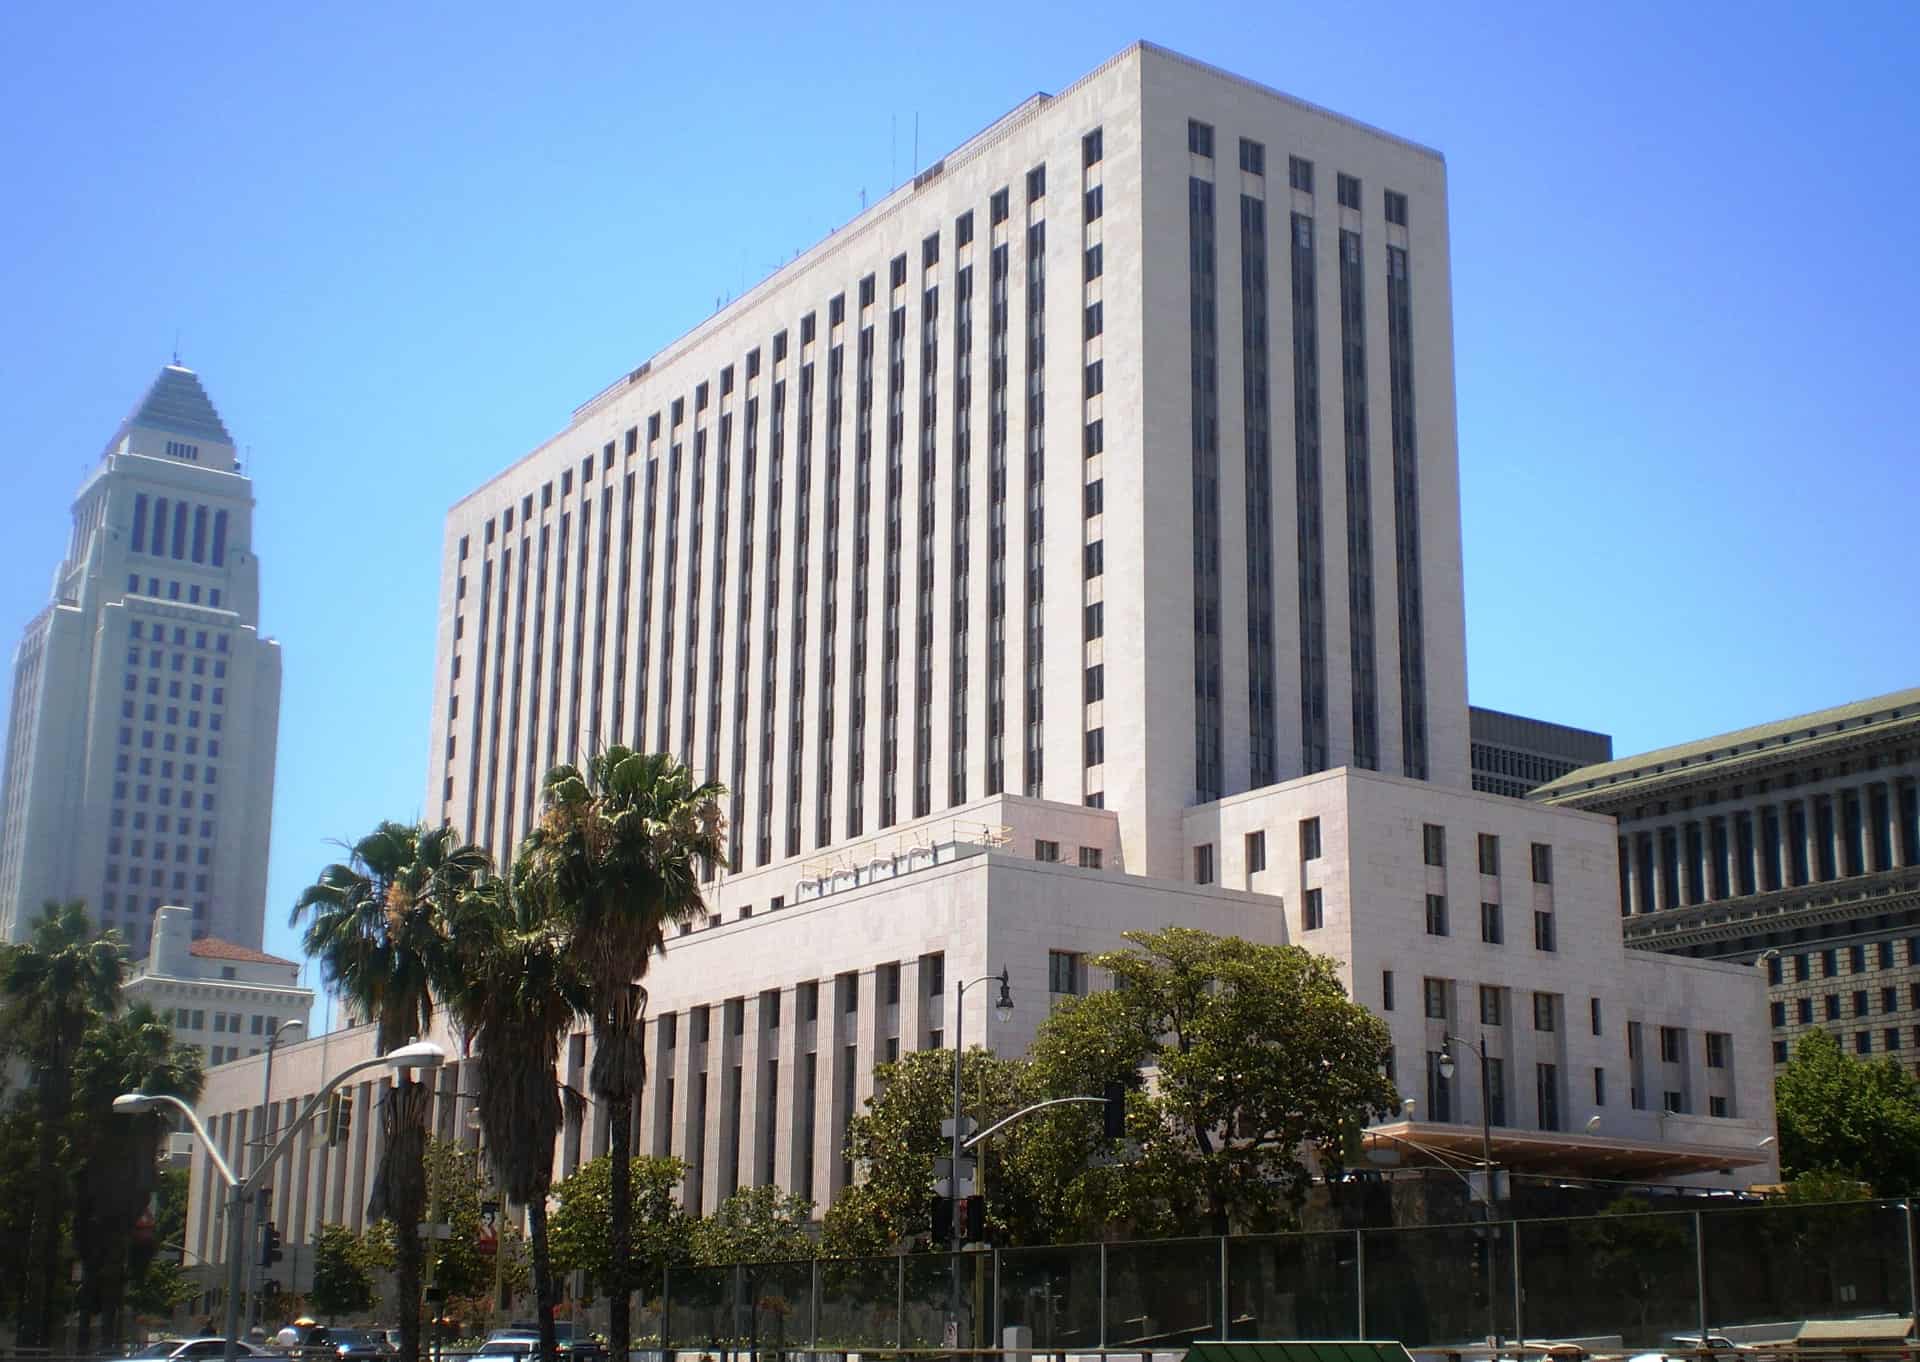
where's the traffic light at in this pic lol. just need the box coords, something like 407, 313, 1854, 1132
1102, 1080, 1127, 1139
259, 1221, 283, 1268
956, 1194, 986, 1242
929, 1195, 954, 1241
328, 1091, 353, 1147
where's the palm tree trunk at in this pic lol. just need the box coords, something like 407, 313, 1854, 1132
24, 1110, 63, 1348
388, 1078, 432, 1362
607, 1094, 631, 1362
528, 1192, 558, 1362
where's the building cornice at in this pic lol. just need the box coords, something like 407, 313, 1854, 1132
1622, 868, 1920, 952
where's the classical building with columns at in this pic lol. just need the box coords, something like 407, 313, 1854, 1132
1534, 687, 1920, 1071
178, 42, 1778, 1287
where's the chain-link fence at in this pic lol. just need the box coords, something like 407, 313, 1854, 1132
636, 1200, 1915, 1353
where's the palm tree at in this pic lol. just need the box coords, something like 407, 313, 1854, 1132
0, 900, 125, 1346
442, 870, 589, 1362
292, 822, 489, 1362
70, 1002, 205, 1352
519, 749, 724, 1361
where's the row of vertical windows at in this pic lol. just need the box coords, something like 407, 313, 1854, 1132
949, 226, 975, 807
816, 329, 845, 848
913, 260, 940, 820
729, 399, 758, 872
1339, 229, 1379, 770
130, 494, 229, 567
879, 265, 907, 828
1189, 174, 1223, 802
1386, 245, 1427, 779
1240, 187, 1277, 787
1291, 213, 1329, 773
986, 233, 1010, 796
786, 351, 814, 856
125, 577, 223, 609
1023, 180, 1047, 799
846, 290, 875, 837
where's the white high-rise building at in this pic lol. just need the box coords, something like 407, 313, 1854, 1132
0, 364, 282, 954
181, 45, 1773, 1275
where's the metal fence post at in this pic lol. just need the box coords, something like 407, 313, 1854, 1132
662, 1263, 673, 1358
735, 1264, 747, 1357
809, 1257, 820, 1356
1354, 1229, 1366, 1338
1907, 1199, 1918, 1324
991, 1246, 1002, 1350
1218, 1235, 1229, 1338
1693, 1210, 1709, 1341
1510, 1220, 1523, 1351
897, 1253, 907, 1349
1098, 1241, 1108, 1350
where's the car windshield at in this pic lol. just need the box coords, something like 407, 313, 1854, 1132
330, 1332, 383, 1346
130, 1343, 183, 1359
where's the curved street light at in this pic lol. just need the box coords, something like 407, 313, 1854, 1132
948, 967, 1012, 1341
116, 1039, 448, 1362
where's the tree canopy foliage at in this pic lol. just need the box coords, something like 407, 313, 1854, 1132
1776, 1028, 1920, 1193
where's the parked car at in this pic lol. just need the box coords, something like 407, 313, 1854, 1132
300, 1328, 394, 1361
127, 1341, 269, 1361
1626, 1334, 1745, 1362
482, 1324, 607, 1362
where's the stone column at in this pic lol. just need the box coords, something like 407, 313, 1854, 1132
1890, 781, 1909, 869
1833, 789, 1853, 879
347, 1079, 375, 1232
903, 954, 934, 1049
772, 985, 805, 1193
857, 965, 887, 1112
703, 1002, 738, 1206
670, 1006, 702, 1209
739, 991, 773, 1187
1652, 826, 1671, 911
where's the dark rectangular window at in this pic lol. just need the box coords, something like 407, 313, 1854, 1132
1480, 985, 1502, 1027
1481, 900, 1503, 944
1084, 663, 1104, 701
1246, 830, 1267, 873
1194, 844, 1214, 885
1083, 540, 1104, 578
1084, 300, 1103, 339
1302, 887, 1323, 931
1083, 480, 1103, 516
1423, 977, 1448, 1020
1427, 1051, 1453, 1123
1083, 727, 1104, 766
1706, 1032, 1729, 1068
1084, 242, 1104, 280
1537, 1064, 1561, 1131
1084, 601, 1103, 639
1422, 823, 1445, 866
1594, 1067, 1607, 1106
1337, 172, 1361, 209
1478, 833, 1500, 875
1084, 420, 1104, 457
1188, 119, 1214, 157
1533, 993, 1557, 1032
1239, 138, 1265, 174
1382, 970, 1395, 1011
1026, 165, 1046, 201
1384, 189, 1408, 225
1338, 228, 1376, 767
1531, 843, 1554, 884
1288, 156, 1313, 193
1084, 185, 1103, 221
1084, 360, 1104, 396
991, 188, 1010, 224
1300, 817, 1322, 860
1424, 893, 1448, 937
1082, 128, 1103, 166
1659, 1026, 1682, 1062
1591, 998, 1602, 1036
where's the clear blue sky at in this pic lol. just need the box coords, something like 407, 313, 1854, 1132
3, 2, 1916, 985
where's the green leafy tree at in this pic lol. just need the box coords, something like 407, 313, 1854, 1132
1775, 1028, 1920, 1193
0, 900, 126, 1345
441, 872, 589, 1362
822, 1047, 1030, 1256
127, 1169, 197, 1320
292, 822, 491, 1362
519, 747, 723, 1361
691, 1186, 816, 1265
1780, 1168, 1871, 1202
309, 1224, 378, 1320
547, 1154, 692, 1294
421, 1139, 499, 1304
70, 1001, 205, 1349
1030, 927, 1398, 1236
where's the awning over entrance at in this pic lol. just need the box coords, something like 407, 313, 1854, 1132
1363, 1120, 1772, 1180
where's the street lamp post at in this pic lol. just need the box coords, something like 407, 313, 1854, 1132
948, 967, 1013, 1345
1439, 1033, 1499, 1353
115, 1038, 447, 1362
245, 1019, 305, 1326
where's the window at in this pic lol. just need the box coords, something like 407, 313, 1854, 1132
1026, 164, 1046, 201
1888, 1028, 1903, 1052
1590, 997, 1602, 1036
1246, 830, 1267, 873
1826, 994, 1841, 1021
1084, 360, 1104, 396
1425, 893, 1448, 936
1384, 190, 1408, 226
1300, 817, 1322, 860
1537, 1064, 1561, 1130
1084, 664, 1104, 701
1533, 911, 1556, 952
1422, 823, 1445, 866
1533, 993, 1557, 1032
1481, 901, 1503, 944
1659, 1026, 1683, 1062
1884, 987, 1899, 1014
1084, 186, 1104, 222
1851, 943, 1867, 973
1238, 137, 1265, 174
1084, 420, 1105, 457
1078, 847, 1102, 869
1034, 839, 1060, 863
1048, 950, 1084, 995
1855, 989, 1870, 1017
1856, 1031, 1872, 1056
1382, 969, 1396, 1012
1084, 602, 1104, 639
1423, 977, 1448, 1020
1302, 888, 1324, 931
1593, 1067, 1607, 1106
1773, 1040, 1789, 1063
1706, 1033, 1729, 1068
1794, 953, 1810, 982
1084, 480, 1104, 517
1709, 1094, 1730, 1118
1194, 844, 1215, 885
1798, 997, 1813, 1024
1477, 833, 1499, 876
1426, 1051, 1453, 1122
1288, 156, 1313, 192
1084, 243, 1103, 281
1822, 948, 1838, 977
1083, 727, 1105, 765
1767, 955, 1784, 985
1082, 128, 1103, 166
1083, 541, 1104, 578
1336, 173, 1360, 209
1479, 985, 1502, 1027
1187, 119, 1214, 157
1531, 843, 1554, 884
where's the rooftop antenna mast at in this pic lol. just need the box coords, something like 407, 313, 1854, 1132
172, 330, 181, 365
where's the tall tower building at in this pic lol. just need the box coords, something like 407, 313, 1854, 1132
428, 42, 1470, 881
0, 365, 282, 954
